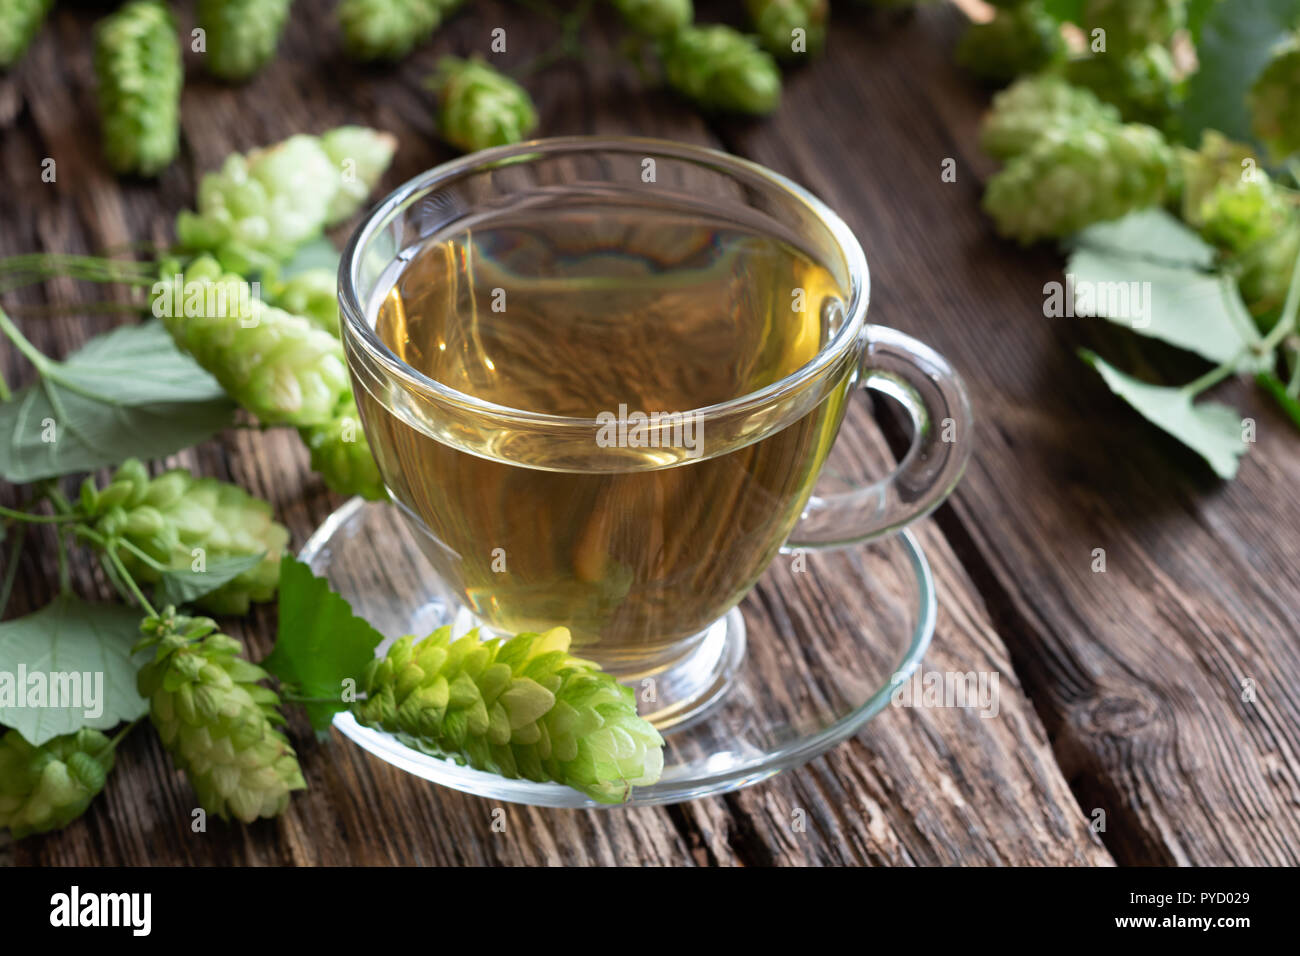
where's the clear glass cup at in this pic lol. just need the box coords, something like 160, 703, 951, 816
339, 137, 973, 727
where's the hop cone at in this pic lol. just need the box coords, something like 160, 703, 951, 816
955, 5, 1065, 85
980, 73, 1120, 161
1177, 131, 1262, 227
81, 458, 290, 615
354, 627, 665, 803
299, 397, 386, 500
136, 609, 305, 822
983, 122, 1175, 243
428, 57, 538, 153
0, 0, 51, 69
611, 0, 693, 38
1063, 44, 1183, 133
0, 729, 114, 839
1236, 223, 1300, 323
747, 0, 828, 60
198, 0, 292, 81
176, 128, 395, 274
93, 0, 182, 176
1082, 0, 1182, 55
1249, 39, 1300, 166
659, 25, 782, 115
339, 0, 447, 61
269, 267, 339, 336
159, 255, 350, 426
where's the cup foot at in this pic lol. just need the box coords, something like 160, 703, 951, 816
301, 497, 935, 808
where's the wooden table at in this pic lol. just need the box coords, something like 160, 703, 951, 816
3, 1, 1297, 867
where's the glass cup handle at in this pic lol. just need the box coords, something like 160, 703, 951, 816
786, 324, 974, 550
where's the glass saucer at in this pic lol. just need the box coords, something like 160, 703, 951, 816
300, 498, 935, 808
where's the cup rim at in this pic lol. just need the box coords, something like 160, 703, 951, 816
338, 135, 870, 427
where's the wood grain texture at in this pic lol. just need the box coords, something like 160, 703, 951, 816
0, 0, 1270, 867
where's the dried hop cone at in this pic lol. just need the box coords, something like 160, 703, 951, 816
175, 127, 396, 274
611, 0, 693, 39
428, 57, 538, 154
983, 122, 1176, 243
980, 73, 1121, 161
299, 397, 387, 501
1063, 44, 1183, 133
136, 609, 306, 823
354, 626, 665, 803
955, 5, 1065, 85
1082, 0, 1183, 55
747, 0, 828, 60
158, 255, 351, 427
659, 25, 782, 115
93, 0, 182, 176
0, 729, 115, 839
81, 458, 290, 615
0, 0, 52, 69
198, 0, 292, 81
1249, 39, 1300, 166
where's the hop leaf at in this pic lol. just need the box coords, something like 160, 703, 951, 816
1248, 38, 1300, 166
354, 627, 665, 803
955, 5, 1065, 85
338, 0, 459, 61
427, 57, 538, 153
0, 729, 115, 838
299, 397, 387, 500
158, 255, 351, 426
983, 121, 1176, 243
1081, 0, 1184, 55
1063, 44, 1184, 133
611, 0, 693, 38
659, 24, 782, 115
746, 0, 828, 60
0, 0, 52, 69
198, 0, 291, 81
980, 73, 1121, 161
93, 0, 182, 176
81, 458, 290, 615
136, 609, 305, 822
175, 128, 396, 274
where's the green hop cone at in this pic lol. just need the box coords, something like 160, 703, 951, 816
339, 0, 461, 61
1177, 131, 1262, 227
428, 57, 538, 154
136, 609, 305, 822
268, 267, 340, 335
0, 729, 115, 839
746, 0, 828, 60
354, 626, 665, 803
1081, 0, 1183, 55
198, 0, 292, 81
0, 0, 52, 69
955, 5, 1065, 85
158, 255, 350, 426
81, 458, 290, 615
299, 397, 386, 500
1249, 39, 1300, 166
93, 0, 182, 176
176, 128, 396, 274
611, 0, 693, 38
983, 121, 1175, 243
1063, 44, 1183, 133
980, 73, 1121, 161
659, 25, 782, 115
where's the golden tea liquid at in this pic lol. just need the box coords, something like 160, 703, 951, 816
359, 204, 854, 672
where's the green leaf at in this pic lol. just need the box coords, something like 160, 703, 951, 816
1071, 208, 1217, 269
262, 555, 384, 735
153, 552, 266, 607
0, 595, 148, 746
1042, 0, 1084, 24
1256, 370, 1300, 430
1080, 350, 1249, 478
1179, 0, 1300, 147
1185, 0, 1219, 42
0, 321, 237, 483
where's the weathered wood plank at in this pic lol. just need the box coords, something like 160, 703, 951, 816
2, 0, 1106, 865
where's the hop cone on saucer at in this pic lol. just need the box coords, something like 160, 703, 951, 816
158, 255, 351, 427
427, 57, 538, 153
1249, 39, 1300, 166
611, 0, 693, 38
81, 458, 289, 615
746, 0, 828, 60
659, 25, 782, 115
0, 729, 115, 838
353, 626, 665, 803
983, 121, 1175, 242
299, 397, 387, 501
955, 5, 1065, 85
136, 608, 305, 822
980, 73, 1121, 160
198, 0, 291, 81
